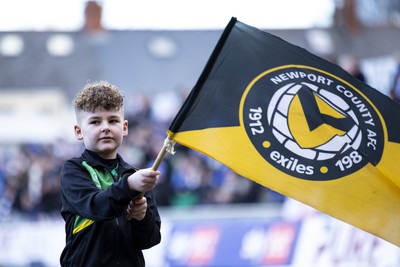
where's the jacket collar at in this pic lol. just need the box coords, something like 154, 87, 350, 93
82, 149, 133, 172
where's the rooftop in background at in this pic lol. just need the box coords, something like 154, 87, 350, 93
0, 0, 335, 31
1, 0, 399, 100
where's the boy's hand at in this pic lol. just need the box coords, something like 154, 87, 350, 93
126, 197, 147, 221
127, 168, 160, 193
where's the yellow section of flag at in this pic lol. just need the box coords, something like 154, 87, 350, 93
168, 127, 400, 246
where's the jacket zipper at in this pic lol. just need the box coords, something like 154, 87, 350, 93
112, 171, 121, 227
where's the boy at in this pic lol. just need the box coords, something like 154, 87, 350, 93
60, 81, 161, 267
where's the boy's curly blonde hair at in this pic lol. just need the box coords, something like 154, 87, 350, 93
73, 81, 124, 112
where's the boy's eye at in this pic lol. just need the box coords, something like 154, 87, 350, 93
90, 121, 100, 125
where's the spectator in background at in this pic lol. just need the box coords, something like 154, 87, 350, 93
338, 54, 366, 83
390, 51, 400, 103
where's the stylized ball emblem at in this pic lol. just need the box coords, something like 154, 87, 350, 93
242, 66, 384, 180
267, 82, 362, 161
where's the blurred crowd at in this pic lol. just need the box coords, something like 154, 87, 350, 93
0, 88, 284, 221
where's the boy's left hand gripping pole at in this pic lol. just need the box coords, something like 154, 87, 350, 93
126, 137, 176, 220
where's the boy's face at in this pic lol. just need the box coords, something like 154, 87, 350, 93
74, 108, 128, 159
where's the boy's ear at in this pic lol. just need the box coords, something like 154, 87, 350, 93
123, 120, 128, 136
74, 124, 83, 140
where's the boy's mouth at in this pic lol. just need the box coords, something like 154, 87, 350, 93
99, 136, 113, 141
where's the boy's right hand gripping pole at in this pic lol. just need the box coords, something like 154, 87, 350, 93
126, 137, 176, 220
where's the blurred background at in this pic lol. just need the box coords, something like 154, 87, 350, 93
0, 0, 400, 266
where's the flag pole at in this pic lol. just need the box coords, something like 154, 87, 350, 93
151, 137, 176, 171
127, 137, 175, 220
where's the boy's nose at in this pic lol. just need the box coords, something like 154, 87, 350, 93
101, 124, 110, 132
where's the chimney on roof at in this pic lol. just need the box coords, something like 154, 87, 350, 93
83, 1, 104, 33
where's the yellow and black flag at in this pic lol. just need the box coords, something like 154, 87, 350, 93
166, 17, 400, 246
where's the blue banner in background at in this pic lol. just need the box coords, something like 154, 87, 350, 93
164, 217, 300, 267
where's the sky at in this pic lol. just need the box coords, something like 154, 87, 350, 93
0, 0, 335, 31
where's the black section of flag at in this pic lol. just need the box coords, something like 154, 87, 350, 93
169, 17, 400, 146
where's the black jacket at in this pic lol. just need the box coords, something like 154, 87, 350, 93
60, 149, 161, 267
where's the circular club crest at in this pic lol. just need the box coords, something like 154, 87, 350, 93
241, 65, 384, 180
